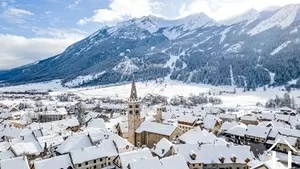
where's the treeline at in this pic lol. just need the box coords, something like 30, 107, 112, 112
265, 93, 296, 109
170, 94, 222, 106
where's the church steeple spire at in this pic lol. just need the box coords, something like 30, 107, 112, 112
130, 75, 138, 101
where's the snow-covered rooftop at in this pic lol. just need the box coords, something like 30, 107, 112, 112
135, 121, 177, 136
118, 148, 153, 168
151, 138, 173, 157
0, 156, 30, 169
128, 157, 162, 169
71, 140, 118, 164
34, 154, 73, 169
160, 154, 189, 169
56, 134, 92, 154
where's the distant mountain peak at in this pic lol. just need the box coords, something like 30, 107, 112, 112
220, 8, 259, 25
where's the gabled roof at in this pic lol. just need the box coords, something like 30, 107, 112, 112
34, 154, 73, 169
245, 125, 271, 139
11, 139, 43, 156
118, 148, 153, 168
0, 156, 30, 169
0, 150, 15, 160
71, 140, 118, 164
128, 157, 162, 169
177, 115, 198, 123
56, 134, 92, 154
151, 138, 173, 157
86, 127, 133, 149
267, 136, 297, 153
225, 125, 247, 137
37, 134, 64, 148
176, 144, 255, 164
135, 121, 177, 136
179, 127, 226, 145
87, 118, 106, 130
160, 155, 189, 169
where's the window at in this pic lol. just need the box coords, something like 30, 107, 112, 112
94, 166, 96, 169
85, 162, 88, 165
100, 158, 103, 162
129, 110, 133, 114
78, 164, 81, 167
101, 164, 104, 168
94, 160, 96, 163
129, 105, 133, 108
135, 110, 139, 114
108, 162, 111, 165
135, 105, 139, 108
108, 157, 110, 160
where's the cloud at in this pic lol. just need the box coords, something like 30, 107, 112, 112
179, 0, 300, 21
78, 0, 161, 25
0, 28, 86, 69
67, 0, 81, 9
1, 7, 34, 23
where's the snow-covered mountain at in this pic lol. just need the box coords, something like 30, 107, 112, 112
1, 4, 300, 89
220, 8, 259, 26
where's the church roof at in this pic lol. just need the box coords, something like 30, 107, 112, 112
135, 121, 177, 136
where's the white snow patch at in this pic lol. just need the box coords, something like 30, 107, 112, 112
270, 41, 291, 55
248, 5, 300, 36
150, 46, 155, 50
65, 71, 106, 87
119, 52, 125, 56
226, 42, 244, 53
223, 43, 230, 48
290, 27, 298, 34
0, 80, 65, 92
263, 68, 276, 84
219, 27, 231, 44
163, 29, 182, 40
288, 78, 299, 85
113, 56, 138, 75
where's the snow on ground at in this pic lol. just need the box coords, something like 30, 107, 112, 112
2, 79, 300, 108
219, 27, 231, 44
270, 41, 291, 55
226, 42, 244, 53
65, 71, 106, 87
0, 80, 66, 92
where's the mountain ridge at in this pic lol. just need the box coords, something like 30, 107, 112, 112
1, 4, 300, 90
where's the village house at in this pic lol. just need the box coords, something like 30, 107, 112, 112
34, 154, 74, 169
0, 156, 30, 169
113, 148, 153, 169
39, 107, 68, 122
177, 115, 202, 133
240, 115, 259, 125
151, 137, 173, 158
70, 140, 118, 169
174, 144, 254, 169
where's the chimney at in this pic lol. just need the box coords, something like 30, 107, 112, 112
44, 142, 47, 152
272, 151, 276, 168
153, 144, 156, 149
231, 155, 237, 163
288, 151, 292, 169
162, 149, 165, 154
219, 156, 225, 163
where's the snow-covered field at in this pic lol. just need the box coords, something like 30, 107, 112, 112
1, 79, 300, 108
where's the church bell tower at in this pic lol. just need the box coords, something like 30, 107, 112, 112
127, 76, 141, 145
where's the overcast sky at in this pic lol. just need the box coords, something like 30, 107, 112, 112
0, 0, 300, 69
